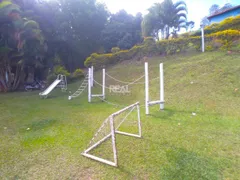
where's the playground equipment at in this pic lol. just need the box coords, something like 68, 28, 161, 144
88, 68, 105, 102
82, 102, 141, 167
39, 74, 67, 98
68, 74, 89, 100
88, 62, 165, 114
145, 62, 164, 115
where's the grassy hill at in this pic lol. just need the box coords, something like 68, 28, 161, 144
0, 51, 239, 179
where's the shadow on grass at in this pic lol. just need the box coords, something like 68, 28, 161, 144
20, 119, 58, 147
160, 148, 221, 180
148, 108, 193, 121
20, 119, 57, 132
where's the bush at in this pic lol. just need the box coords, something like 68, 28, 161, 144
143, 37, 156, 46
47, 65, 71, 84
192, 15, 240, 36
46, 73, 56, 84
71, 68, 84, 81
84, 29, 240, 69
53, 65, 70, 77
111, 47, 120, 53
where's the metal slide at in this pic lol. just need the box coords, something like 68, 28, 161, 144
39, 74, 67, 98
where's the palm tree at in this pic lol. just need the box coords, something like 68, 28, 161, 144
142, 3, 165, 40
142, 0, 187, 39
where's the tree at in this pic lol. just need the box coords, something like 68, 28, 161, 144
209, 4, 220, 15
142, 0, 188, 39
201, 16, 210, 26
220, 3, 233, 12
0, 0, 45, 92
15, 0, 109, 71
142, 3, 164, 40
186, 21, 195, 32
0, 0, 110, 91
209, 3, 233, 16
101, 10, 143, 51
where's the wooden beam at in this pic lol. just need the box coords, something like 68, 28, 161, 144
81, 153, 117, 167
148, 100, 165, 106
84, 133, 111, 153
112, 102, 139, 117
115, 131, 141, 138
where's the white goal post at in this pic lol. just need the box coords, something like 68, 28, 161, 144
88, 68, 105, 102
145, 62, 165, 115
81, 102, 142, 167
91, 66, 94, 87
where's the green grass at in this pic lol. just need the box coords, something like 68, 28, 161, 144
0, 51, 240, 179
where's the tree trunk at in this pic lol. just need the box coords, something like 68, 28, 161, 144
0, 63, 11, 92
161, 29, 164, 40
166, 26, 170, 39
0, 69, 7, 92
12, 64, 24, 91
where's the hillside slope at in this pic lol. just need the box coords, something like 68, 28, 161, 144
0, 51, 239, 179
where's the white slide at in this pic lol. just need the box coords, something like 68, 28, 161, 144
39, 79, 61, 97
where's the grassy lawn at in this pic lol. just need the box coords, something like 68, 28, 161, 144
0, 51, 239, 179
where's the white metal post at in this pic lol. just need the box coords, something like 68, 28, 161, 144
160, 63, 164, 110
145, 62, 149, 115
88, 68, 91, 103
91, 66, 94, 87
110, 115, 118, 166
201, 26, 205, 53
102, 69, 105, 100
137, 104, 142, 137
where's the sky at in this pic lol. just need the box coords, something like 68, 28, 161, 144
98, 0, 239, 29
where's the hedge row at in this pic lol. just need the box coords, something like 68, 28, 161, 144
84, 29, 240, 69
187, 15, 240, 37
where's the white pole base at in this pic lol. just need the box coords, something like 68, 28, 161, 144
160, 104, 164, 110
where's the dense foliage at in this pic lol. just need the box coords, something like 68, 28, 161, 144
209, 3, 233, 16
85, 29, 240, 69
101, 10, 143, 51
0, 0, 239, 92
142, 0, 189, 39
0, 0, 143, 91
193, 15, 240, 36
201, 3, 233, 26
0, 0, 45, 91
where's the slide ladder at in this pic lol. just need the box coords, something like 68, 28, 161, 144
68, 74, 88, 100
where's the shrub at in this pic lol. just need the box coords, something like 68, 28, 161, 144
84, 53, 114, 68
192, 15, 240, 36
143, 37, 156, 46
53, 65, 70, 77
84, 29, 240, 69
115, 50, 132, 61
211, 39, 224, 49
47, 65, 70, 84
46, 73, 56, 84
209, 29, 240, 50
70, 68, 84, 81
111, 47, 120, 53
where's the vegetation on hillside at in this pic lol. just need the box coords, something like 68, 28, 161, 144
0, 0, 240, 92
1, 51, 239, 179
85, 29, 240, 69
0, 0, 143, 91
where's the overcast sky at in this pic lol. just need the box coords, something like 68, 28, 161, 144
98, 0, 239, 29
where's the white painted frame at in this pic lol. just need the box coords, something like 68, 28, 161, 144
91, 66, 94, 87
201, 25, 205, 53
88, 68, 105, 103
82, 102, 141, 167
145, 62, 164, 115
